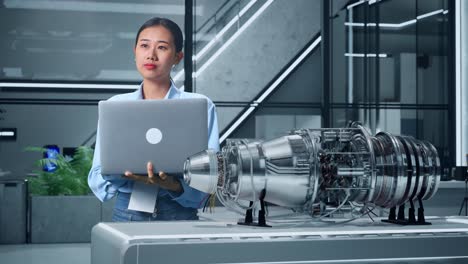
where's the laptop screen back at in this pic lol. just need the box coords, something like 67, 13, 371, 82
98, 98, 208, 175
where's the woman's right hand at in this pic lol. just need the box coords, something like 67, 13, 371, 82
123, 162, 183, 193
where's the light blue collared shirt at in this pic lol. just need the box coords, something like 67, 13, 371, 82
88, 82, 220, 208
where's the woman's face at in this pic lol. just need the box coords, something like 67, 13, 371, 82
134, 25, 183, 82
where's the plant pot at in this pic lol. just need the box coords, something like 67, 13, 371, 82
30, 195, 101, 243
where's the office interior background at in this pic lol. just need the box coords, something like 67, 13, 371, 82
0, 0, 467, 263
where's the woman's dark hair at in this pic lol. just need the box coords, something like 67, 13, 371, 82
135, 17, 183, 52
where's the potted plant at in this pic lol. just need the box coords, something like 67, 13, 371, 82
26, 146, 103, 243
27, 146, 93, 196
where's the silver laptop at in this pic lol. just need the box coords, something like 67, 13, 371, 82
98, 98, 208, 175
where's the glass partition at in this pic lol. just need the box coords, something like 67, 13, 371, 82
329, 0, 451, 176
456, 0, 468, 166
0, 0, 185, 83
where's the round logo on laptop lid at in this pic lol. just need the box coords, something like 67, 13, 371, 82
146, 128, 163, 144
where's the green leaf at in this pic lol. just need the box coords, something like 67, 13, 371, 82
25, 146, 94, 196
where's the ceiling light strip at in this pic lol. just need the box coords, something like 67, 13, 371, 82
368, 0, 382, 4
347, 1, 366, 10
0, 131, 15, 137
0, 82, 139, 89
4, 0, 203, 15
416, 9, 444, 20
344, 53, 388, 58
344, 22, 365, 27
345, 9, 445, 29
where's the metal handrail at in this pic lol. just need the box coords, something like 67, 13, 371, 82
195, 0, 233, 33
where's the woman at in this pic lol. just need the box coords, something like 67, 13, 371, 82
88, 17, 219, 221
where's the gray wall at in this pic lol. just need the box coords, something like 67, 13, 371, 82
0, 90, 115, 178
231, 47, 323, 139
196, 0, 321, 133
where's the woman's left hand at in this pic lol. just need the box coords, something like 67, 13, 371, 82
123, 162, 183, 193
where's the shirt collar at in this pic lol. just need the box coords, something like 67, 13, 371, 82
164, 81, 181, 99
135, 81, 181, 100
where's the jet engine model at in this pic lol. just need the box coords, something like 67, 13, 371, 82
183, 123, 440, 226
